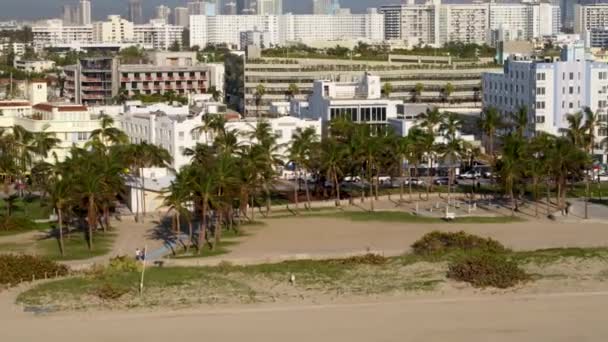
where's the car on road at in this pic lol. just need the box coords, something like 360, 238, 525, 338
404, 178, 425, 186
459, 171, 481, 180
434, 177, 458, 185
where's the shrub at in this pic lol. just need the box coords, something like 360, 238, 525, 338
107, 255, 140, 273
0, 254, 68, 286
95, 283, 129, 300
411, 231, 506, 255
447, 253, 529, 289
0, 216, 37, 232
339, 254, 388, 265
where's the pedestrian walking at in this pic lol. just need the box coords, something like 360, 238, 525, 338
135, 248, 141, 261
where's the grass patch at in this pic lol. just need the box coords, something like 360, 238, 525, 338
511, 247, 608, 265
268, 210, 522, 224
169, 229, 248, 259
36, 231, 116, 261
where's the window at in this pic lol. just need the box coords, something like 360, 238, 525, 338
569, 86, 574, 94
536, 73, 546, 81
178, 131, 184, 140
274, 130, 283, 138
536, 101, 545, 109
569, 72, 574, 80
536, 116, 545, 124
536, 87, 545, 95
77, 132, 88, 141
569, 102, 574, 109
600, 128, 608, 136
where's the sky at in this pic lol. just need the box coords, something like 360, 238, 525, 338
0, 0, 399, 21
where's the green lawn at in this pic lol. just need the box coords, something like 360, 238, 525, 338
36, 231, 116, 261
268, 209, 522, 224
168, 229, 247, 259
0, 196, 53, 237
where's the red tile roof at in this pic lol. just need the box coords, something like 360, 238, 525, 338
33, 103, 88, 112
0, 101, 31, 107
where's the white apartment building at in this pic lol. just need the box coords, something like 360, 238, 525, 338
292, 73, 400, 132
134, 19, 184, 50
439, 4, 489, 45
257, 0, 282, 15
13, 59, 56, 73
240, 30, 272, 49
119, 103, 321, 170
380, 2, 440, 46
380, 1, 559, 47
92, 15, 134, 43
0, 42, 27, 56
189, 10, 383, 49
574, 4, 608, 34
482, 43, 608, 160
79, 0, 92, 26
279, 10, 384, 45
0, 82, 103, 163
32, 20, 93, 50
173, 7, 189, 27
489, 2, 560, 45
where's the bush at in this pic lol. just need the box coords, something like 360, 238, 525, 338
95, 283, 129, 300
447, 253, 529, 289
107, 255, 140, 273
411, 231, 507, 255
339, 254, 388, 265
0, 254, 68, 286
0, 216, 37, 232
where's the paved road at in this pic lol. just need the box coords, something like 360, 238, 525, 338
4, 291, 608, 341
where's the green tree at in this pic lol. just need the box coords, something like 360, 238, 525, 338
382, 82, 393, 98
321, 138, 346, 206
254, 84, 266, 118
289, 127, 319, 213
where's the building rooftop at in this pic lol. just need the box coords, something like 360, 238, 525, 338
0, 101, 31, 107
33, 103, 88, 112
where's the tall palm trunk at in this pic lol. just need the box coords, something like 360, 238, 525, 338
134, 170, 141, 222
175, 211, 181, 235
87, 196, 96, 251
197, 199, 208, 254
533, 178, 539, 217
447, 167, 453, 207
333, 170, 341, 207
399, 166, 405, 203
141, 167, 147, 223
304, 171, 311, 210
509, 183, 515, 216
293, 167, 299, 214
187, 219, 193, 251
264, 183, 271, 215
58, 207, 65, 257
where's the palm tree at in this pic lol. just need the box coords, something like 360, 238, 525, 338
287, 83, 299, 101
254, 84, 266, 118
526, 136, 548, 217
439, 113, 464, 205
30, 125, 60, 162
89, 114, 128, 146
564, 111, 586, 148
49, 178, 72, 257
412, 83, 424, 103
289, 127, 319, 213
394, 135, 412, 202
162, 172, 193, 248
547, 137, 590, 211
382, 82, 393, 98
418, 107, 444, 135
442, 82, 455, 104
497, 133, 525, 215
511, 106, 529, 138
208, 85, 222, 102
478, 106, 502, 161
249, 121, 283, 214
321, 138, 346, 206
583, 107, 603, 218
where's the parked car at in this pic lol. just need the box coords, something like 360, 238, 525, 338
459, 171, 481, 180
482, 171, 493, 179
434, 177, 458, 185
405, 178, 425, 186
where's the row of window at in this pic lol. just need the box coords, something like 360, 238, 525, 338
329, 107, 388, 122
121, 71, 201, 78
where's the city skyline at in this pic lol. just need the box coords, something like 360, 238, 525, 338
0, 0, 399, 21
